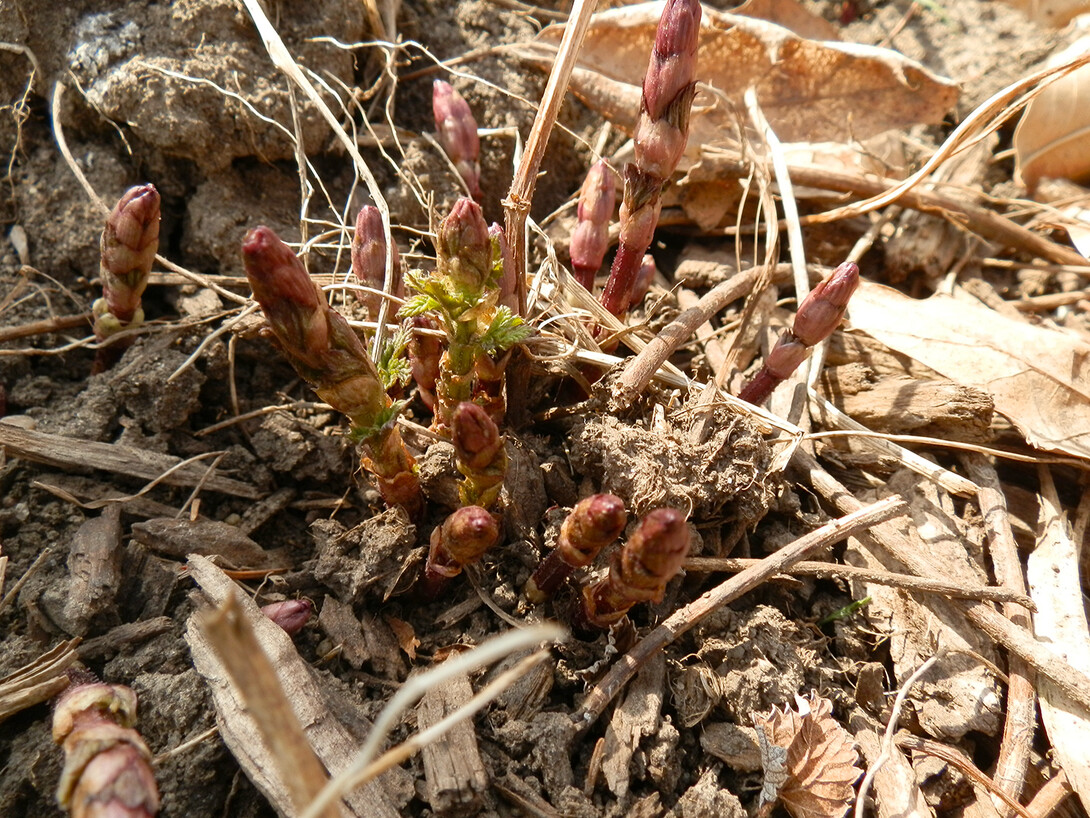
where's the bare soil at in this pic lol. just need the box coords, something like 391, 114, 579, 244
0, 1, 1082, 818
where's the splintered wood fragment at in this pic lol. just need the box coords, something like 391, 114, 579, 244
417, 672, 489, 816
0, 639, 80, 723
683, 557, 1034, 609
820, 370, 994, 443
185, 555, 411, 818
197, 592, 336, 818
0, 422, 260, 498
77, 617, 173, 662
602, 652, 665, 799
317, 596, 371, 670
62, 506, 123, 635
132, 518, 293, 571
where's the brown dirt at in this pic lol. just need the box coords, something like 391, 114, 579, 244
0, 1, 1082, 817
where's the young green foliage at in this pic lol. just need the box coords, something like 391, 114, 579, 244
401, 198, 531, 428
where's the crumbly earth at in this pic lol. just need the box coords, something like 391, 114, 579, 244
0, 1, 1069, 817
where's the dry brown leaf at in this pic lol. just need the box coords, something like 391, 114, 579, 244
1026, 479, 1090, 814
1014, 29, 1090, 191
524, 2, 957, 146
999, 0, 1090, 27
753, 692, 860, 818
733, 0, 840, 40
384, 614, 420, 661
845, 281, 1090, 461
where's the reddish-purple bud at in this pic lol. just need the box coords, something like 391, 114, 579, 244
452, 402, 503, 472
426, 506, 500, 579
433, 80, 482, 200
643, 0, 702, 121
243, 226, 331, 362
570, 160, 617, 290
94, 184, 160, 341
260, 599, 313, 636
438, 198, 492, 292
559, 494, 628, 568
53, 677, 160, 818
792, 261, 860, 347
581, 507, 690, 628
351, 206, 402, 317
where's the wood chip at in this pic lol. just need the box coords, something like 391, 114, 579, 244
0, 422, 260, 498
418, 671, 490, 816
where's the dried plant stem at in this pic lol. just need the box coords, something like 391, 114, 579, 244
855, 655, 939, 818
894, 735, 1036, 818
1024, 771, 1074, 818
803, 48, 1090, 228
794, 448, 1090, 715
199, 593, 337, 818
964, 453, 1036, 814
684, 557, 1034, 609
707, 148, 1087, 268
504, 0, 599, 315
574, 495, 908, 729
0, 313, 91, 343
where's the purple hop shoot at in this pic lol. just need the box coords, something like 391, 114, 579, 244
526, 493, 628, 603
452, 401, 507, 510
53, 673, 160, 818
421, 505, 500, 600
351, 205, 402, 319
243, 226, 422, 517
260, 599, 313, 636
738, 261, 861, 406
433, 80, 482, 200
579, 507, 690, 629
570, 160, 617, 291
92, 184, 160, 370
600, 0, 701, 318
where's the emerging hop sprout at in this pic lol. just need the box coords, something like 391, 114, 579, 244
243, 226, 423, 517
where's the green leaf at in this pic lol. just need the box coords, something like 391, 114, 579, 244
350, 399, 410, 441
399, 294, 439, 318
481, 306, 533, 354
376, 321, 414, 390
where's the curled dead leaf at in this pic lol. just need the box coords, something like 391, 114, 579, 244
385, 615, 420, 661
753, 692, 861, 818
1014, 28, 1090, 191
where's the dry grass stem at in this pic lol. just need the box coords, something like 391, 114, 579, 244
303, 623, 564, 818
806, 49, 1090, 227
504, 0, 599, 313
855, 655, 939, 818
684, 557, 1034, 609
